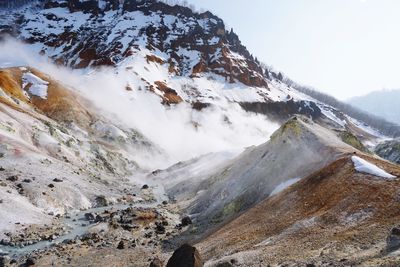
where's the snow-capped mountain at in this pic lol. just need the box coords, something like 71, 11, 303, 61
4, 0, 268, 87
1, 0, 390, 139
0, 0, 323, 109
1, 1, 399, 266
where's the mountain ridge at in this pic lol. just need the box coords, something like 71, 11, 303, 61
348, 89, 400, 126
0, 1, 400, 266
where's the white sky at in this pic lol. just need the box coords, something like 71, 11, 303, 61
186, 0, 400, 100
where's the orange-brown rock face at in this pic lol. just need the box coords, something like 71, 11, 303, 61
2, 0, 270, 89
153, 81, 183, 105
0, 67, 92, 127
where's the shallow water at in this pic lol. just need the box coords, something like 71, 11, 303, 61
0, 201, 158, 258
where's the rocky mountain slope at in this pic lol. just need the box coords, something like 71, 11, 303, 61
198, 154, 400, 266
152, 117, 358, 227
0, 0, 392, 149
0, 0, 372, 123
0, 0, 399, 266
375, 139, 400, 165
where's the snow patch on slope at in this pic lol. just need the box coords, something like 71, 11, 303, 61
351, 156, 396, 179
270, 178, 301, 196
0, 187, 51, 238
22, 72, 49, 99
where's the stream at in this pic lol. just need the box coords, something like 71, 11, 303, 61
0, 201, 160, 258
0, 174, 170, 259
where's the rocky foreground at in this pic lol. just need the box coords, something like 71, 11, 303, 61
0, 185, 194, 267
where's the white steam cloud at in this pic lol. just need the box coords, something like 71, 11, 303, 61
0, 38, 280, 169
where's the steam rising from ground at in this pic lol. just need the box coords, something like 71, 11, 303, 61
0, 38, 280, 169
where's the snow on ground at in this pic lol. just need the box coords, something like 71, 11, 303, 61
351, 156, 396, 179
319, 105, 346, 127
22, 72, 49, 99
0, 186, 51, 239
347, 116, 386, 139
269, 178, 301, 196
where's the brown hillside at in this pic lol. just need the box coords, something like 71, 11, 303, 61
0, 67, 92, 127
198, 154, 400, 266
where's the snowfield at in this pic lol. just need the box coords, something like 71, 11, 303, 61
269, 178, 301, 196
351, 156, 396, 179
22, 71, 49, 99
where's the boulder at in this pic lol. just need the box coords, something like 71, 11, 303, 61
6, 175, 18, 182
142, 184, 149, 190
155, 222, 166, 234
84, 213, 96, 222
0, 256, 10, 267
117, 240, 125, 250
94, 195, 108, 207
166, 244, 203, 267
25, 257, 36, 266
387, 225, 400, 252
216, 261, 233, 267
181, 216, 192, 227
216, 262, 232, 267
149, 258, 163, 267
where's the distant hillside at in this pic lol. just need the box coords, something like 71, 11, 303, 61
348, 89, 400, 126
283, 78, 400, 138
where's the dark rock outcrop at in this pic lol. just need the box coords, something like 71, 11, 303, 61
166, 244, 203, 267
375, 139, 400, 165
181, 216, 192, 227
387, 225, 400, 252
240, 100, 322, 122
149, 258, 163, 267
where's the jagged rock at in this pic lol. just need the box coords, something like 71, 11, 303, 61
149, 258, 163, 267
387, 225, 400, 252
6, 175, 18, 182
121, 224, 137, 231
142, 184, 149, 189
181, 216, 192, 227
0, 167, 5, 171
84, 213, 96, 222
216, 262, 232, 267
0, 256, 10, 267
22, 178, 32, 183
81, 233, 102, 243
48, 183, 55, 188
95, 214, 104, 223
117, 240, 125, 250
25, 257, 36, 266
53, 178, 63, 182
94, 195, 108, 207
62, 239, 74, 245
166, 244, 203, 267
155, 222, 166, 234
240, 100, 322, 122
